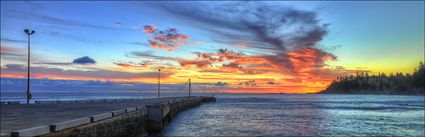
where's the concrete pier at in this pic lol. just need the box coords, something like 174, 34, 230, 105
0, 96, 216, 137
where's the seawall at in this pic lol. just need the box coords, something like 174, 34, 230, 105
0, 96, 216, 137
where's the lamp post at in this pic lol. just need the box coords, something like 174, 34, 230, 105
158, 69, 160, 98
24, 29, 35, 104
189, 78, 191, 97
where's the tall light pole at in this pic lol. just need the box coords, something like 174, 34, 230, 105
158, 69, 160, 98
189, 78, 191, 97
24, 29, 35, 104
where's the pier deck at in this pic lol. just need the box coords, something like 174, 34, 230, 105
0, 97, 215, 137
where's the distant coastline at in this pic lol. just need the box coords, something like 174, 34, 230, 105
319, 91, 424, 96
320, 61, 425, 95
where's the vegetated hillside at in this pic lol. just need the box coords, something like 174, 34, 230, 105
321, 61, 425, 95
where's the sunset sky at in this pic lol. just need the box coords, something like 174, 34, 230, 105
1, 1, 424, 93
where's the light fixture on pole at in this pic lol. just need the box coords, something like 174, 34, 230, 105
158, 69, 161, 98
24, 29, 35, 104
189, 78, 191, 97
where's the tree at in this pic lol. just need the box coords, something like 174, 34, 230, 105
321, 61, 425, 94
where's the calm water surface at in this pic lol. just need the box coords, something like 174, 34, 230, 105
1, 93, 423, 136
163, 94, 424, 136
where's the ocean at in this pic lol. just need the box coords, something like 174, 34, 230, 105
1, 92, 424, 136
163, 94, 424, 136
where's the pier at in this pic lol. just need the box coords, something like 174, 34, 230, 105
0, 96, 216, 137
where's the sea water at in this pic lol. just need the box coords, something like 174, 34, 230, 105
163, 94, 425, 136
1, 92, 423, 136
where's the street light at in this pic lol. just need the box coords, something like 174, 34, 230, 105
189, 78, 191, 97
24, 29, 35, 104
158, 69, 161, 98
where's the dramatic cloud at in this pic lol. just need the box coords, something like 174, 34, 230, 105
143, 25, 188, 51
155, 1, 328, 51
155, 2, 335, 75
264, 47, 337, 75
172, 46, 344, 93
0, 1, 376, 94
149, 2, 349, 93
72, 56, 96, 65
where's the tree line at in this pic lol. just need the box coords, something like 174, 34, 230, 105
321, 61, 424, 95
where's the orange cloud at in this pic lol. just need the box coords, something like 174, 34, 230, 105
143, 25, 157, 33
170, 48, 353, 93
264, 47, 337, 75
144, 25, 189, 51
114, 62, 150, 68
178, 59, 211, 68
1, 44, 356, 94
